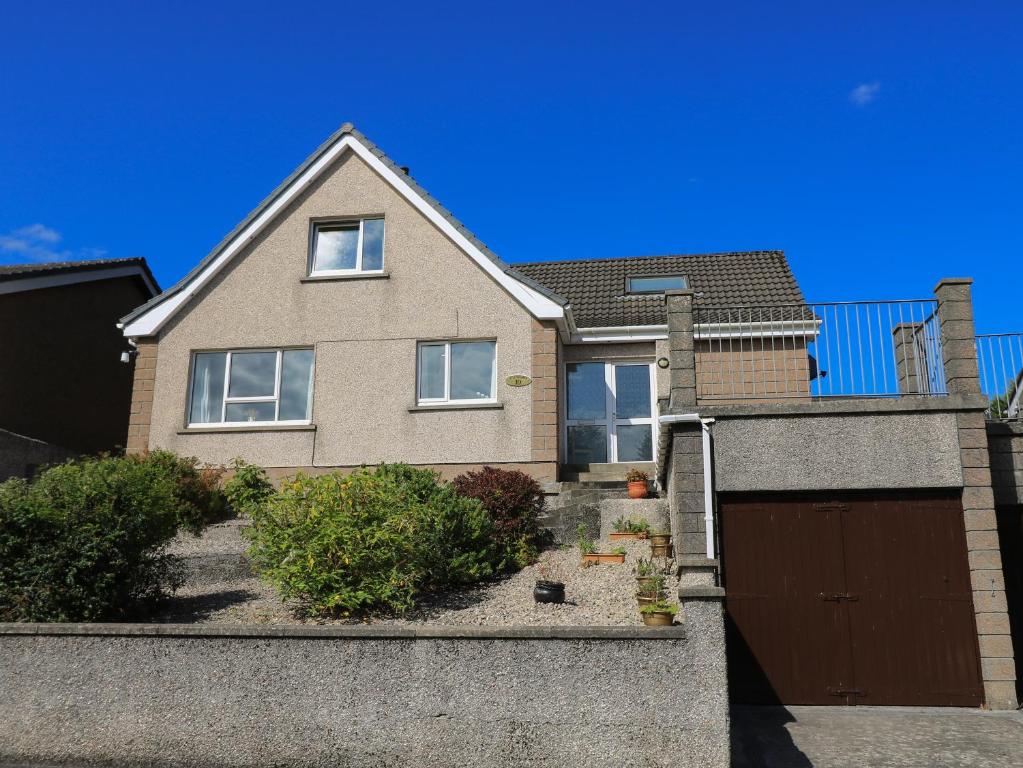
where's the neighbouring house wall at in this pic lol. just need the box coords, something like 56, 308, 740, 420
145, 151, 547, 476
0, 622, 729, 768
0, 428, 75, 481
0, 277, 152, 453
708, 406, 964, 492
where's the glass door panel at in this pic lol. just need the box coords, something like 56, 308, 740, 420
567, 425, 608, 464
614, 364, 652, 419
564, 360, 655, 464
566, 362, 607, 420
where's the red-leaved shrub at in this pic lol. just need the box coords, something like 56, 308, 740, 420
451, 466, 546, 569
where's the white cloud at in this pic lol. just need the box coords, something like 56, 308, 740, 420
849, 82, 881, 106
0, 224, 106, 264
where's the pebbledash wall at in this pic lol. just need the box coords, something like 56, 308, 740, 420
0, 616, 729, 768
126, 150, 559, 482
659, 279, 1019, 710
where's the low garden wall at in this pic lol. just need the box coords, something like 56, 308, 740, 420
0, 604, 729, 768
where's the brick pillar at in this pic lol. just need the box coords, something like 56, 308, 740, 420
892, 321, 924, 394
530, 319, 558, 475
126, 338, 157, 455
665, 290, 707, 557
935, 278, 1017, 709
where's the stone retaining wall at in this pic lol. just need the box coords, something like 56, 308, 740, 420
988, 421, 1023, 507
0, 618, 729, 768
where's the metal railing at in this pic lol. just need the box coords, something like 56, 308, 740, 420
694, 300, 947, 400
976, 333, 1022, 420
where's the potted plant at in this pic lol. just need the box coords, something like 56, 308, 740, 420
636, 573, 665, 607
626, 468, 650, 499
577, 525, 627, 565
533, 555, 566, 604
640, 600, 678, 627
610, 516, 651, 541
634, 556, 663, 591
649, 530, 672, 559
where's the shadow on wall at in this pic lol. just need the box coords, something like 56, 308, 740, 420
730, 706, 813, 768
996, 505, 1023, 704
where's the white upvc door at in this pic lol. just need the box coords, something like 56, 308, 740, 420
564, 360, 656, 464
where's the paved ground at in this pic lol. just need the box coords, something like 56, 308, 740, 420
732, 705, 1023, 768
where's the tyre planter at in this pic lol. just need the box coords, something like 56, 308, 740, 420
641, 610, 675, 627
649, 533, 672, 559
582, 552, 626, 565
610, 531, 648, 541
627, 481, 649, 499
533, 581, 566, 604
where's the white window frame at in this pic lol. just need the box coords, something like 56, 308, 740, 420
309, 218, 385, 276
416, 340, 498, 405
187, 347, 315, 427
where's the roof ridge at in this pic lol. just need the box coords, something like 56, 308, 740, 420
514, 250, 785, 268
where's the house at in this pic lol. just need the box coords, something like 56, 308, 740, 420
119, 124, 1018, 712
0, 258, 158, 479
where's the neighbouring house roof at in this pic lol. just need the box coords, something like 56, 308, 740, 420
0, 257, 159, 297
120, 123, 567, 337
515, 251, 805, 328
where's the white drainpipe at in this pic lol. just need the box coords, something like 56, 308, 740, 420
658, 413, 716, 560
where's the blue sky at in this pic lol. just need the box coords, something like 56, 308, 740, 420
1, 1, 1020, 331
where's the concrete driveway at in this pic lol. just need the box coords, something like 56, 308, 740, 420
732, 706, 1023, 768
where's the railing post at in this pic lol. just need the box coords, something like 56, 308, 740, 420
666, 289, 696, 410
934, 278, 982, 396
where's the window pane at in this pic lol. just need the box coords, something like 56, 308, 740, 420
567, 425, 607, 464
450, 341, 496, 400
614, 364, 652, 419
628, 276, 687, 293
279, 349, 314, 421
567, 362, 607, 420
617, 425, 653, 462
225, 402, 277, 422
189, 352, 226, 423
418, 344, 446, 400
313, 224, 359, 271
228, 352, 277, 397
361, 218, 384, 271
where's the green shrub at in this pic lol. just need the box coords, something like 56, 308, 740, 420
0, 455, 185, 622
244, 465, 497, 616
143, 449, 227, 534
451, 466, 546, 570
223, 459, 274, 516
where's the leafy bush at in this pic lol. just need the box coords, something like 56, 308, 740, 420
0, 455, 186, 622
451, 466, 546, 569
223, 459, 274, 517
244, 465, 497, 616
143, 449, 227, 534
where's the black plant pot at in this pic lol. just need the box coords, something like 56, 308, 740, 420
534, 580, 566, 604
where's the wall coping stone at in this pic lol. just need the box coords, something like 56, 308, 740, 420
698, 394, 988, 420
0, 622, 687, 641
934, 277, 974, 291
680, 586, 725, 600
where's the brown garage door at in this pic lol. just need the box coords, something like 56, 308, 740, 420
721, 490, 983, 706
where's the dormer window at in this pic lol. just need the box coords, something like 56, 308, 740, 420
310, 218, 384, 275
626, 275, 688, 294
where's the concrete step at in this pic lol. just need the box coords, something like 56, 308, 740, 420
561, 462, 655, 483
598, 497, 670, 539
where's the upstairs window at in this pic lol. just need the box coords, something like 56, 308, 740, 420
627, 275, 688, 294
417, 341, 497, 404
310, 218, 385, 275
188, 348, 314, 425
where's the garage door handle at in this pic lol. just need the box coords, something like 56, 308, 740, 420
819, 592, 859, 602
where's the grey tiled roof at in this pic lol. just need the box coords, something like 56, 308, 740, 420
514, 251, 805, 328
0, 257, 159, 292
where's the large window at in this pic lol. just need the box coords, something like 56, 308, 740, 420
417, 341, 496, 404
309, 218, 385, 275
188, 348, 314, 425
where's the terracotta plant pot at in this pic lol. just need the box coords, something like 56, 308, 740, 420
582, 552, 626, 565
610, 531, 648, 541
627, 481, 649, 499
649, 533, 672, 559
642, 611, 675, 627
533, 581, 565, 604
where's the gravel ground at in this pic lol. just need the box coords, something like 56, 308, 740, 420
152, 519, 681, 627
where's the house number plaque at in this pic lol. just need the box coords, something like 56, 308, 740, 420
505, 375, 532, 387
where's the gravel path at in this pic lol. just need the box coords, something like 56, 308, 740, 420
153, 519, 681, 627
